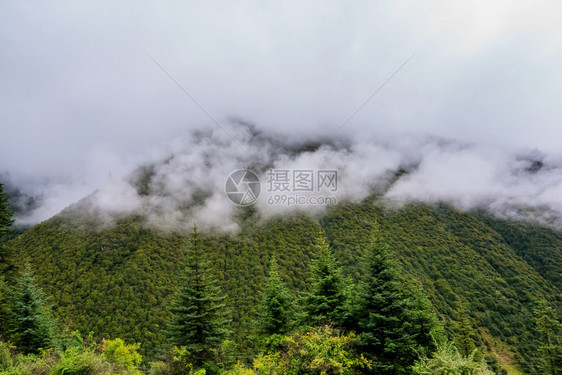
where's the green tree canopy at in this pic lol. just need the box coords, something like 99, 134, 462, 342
256, 256, 295, 336
0, 183, 13, 240
454, 303, 476, 358
0, 277, 12, 340
10, 267, 56, 354
167, 225, 231, 366
0, 183, 14, 276
251, 326, 371, 375
352, 227, 437, 374
535, 300, 562, 375
302, 236, 347, 327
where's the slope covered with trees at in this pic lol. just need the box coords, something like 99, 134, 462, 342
2, 197, 561, 373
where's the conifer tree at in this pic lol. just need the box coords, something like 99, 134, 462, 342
354, 230, 411, 373
0, 183, 13, 240
167, 225, 231, 365
404, 284, 442, 357
0, 184, 11, 335
455, 304, 476, 358
303, 236, 347, 327
353, 228, 435, 374
11, 268, 56, 354
0, 277, 11, 340
535, 300, 562, 375
0, 183, 14, 275
256, 256, 295, 335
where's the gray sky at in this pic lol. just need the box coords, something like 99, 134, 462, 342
1, 1, 562, 222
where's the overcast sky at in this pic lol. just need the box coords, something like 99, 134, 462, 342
1, 1, 562, 220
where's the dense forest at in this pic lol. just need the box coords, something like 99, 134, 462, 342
0, 182, 561, 374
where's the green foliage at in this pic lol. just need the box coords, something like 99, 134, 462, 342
102, 338, 142, 374
171, 345, 208, 375
0, 331, 143, 375
0, 183, 14, 299
146, 346, 208, 375
302, 236, 347, 327
477, 213, 562, 290
256, 257, 295, 336
534, 300, 562, 374
0, 277, 13, 340
0, 183, 14, 240
10, 268, 55, 354
404, 285, 444, 358
5, 214, 188, 358
454, 304, 476, 358
0, 349, 57, 375
373, 203, 560, 373
352, 227, 438, 374
412, 341, 494, 375
251, 326, 371, 375
4, 200, 561, 372
224, 362, 255, 374
51, 347, 110, 375
148, 360, 171, 375
166, 226, 231, 367
0, 341, 14, 370
59, 330, 98, 352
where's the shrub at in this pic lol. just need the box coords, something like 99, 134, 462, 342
50, 347, 108, 375
0, 341, 14, 370
102, 338, 142, 374
413, 341, 494, 375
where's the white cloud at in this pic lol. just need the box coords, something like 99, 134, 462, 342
1, 1, 562, 225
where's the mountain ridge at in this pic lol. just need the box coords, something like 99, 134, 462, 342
4, 198, 561, 373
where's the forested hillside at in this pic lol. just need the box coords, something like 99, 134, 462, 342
2, 197, 561, 373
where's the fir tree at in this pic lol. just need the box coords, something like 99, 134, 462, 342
404, 284, 442, 357
535, 300, 562, 375
353, 228, 418, 374
303, 236, 347, 327
256, 256, 295, 335
11, 268, 56, 354
167, 225, 231, 365
455, 303, 476, 358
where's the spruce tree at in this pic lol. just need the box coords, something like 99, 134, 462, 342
303, 236, 347, 327
167, 226, 231, 365
353, 228, 419, 374
256, 256, 295, 335
535, 300, 562, 375
11, 268, 56, 354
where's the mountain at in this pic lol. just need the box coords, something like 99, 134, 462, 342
4, 197, 561, 373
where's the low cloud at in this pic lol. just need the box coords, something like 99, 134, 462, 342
2, 1, 562, 229
22, 123, 558, 231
